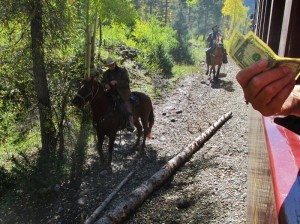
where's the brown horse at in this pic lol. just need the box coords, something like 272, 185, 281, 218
72, 77, 154, 165
206, 36, 224, 81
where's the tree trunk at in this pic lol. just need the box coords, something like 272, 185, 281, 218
95, 112, 232, 224
165, 0, 168, 25
91, 12, 98, 69
203, 3, 208, 40
31, 0, 57, 170
57, 84, 72, 168
97, 18, 103, 61
85, 0, 91, 78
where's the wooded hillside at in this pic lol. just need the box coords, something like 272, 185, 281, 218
0, 0, 252, 201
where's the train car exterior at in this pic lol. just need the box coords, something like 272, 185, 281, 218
247, 0, 300, 223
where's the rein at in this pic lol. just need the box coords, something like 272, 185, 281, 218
76, 81, 100, 104
90, 82, 99, 103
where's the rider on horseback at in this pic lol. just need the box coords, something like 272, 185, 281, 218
101, 57, 135, 132
206, 25, 228, 65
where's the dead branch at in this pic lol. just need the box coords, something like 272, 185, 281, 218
85, 171, 134, 224
95, 112, 232, 224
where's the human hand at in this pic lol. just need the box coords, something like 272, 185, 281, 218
236, 59, 298, 116
110, 80, 117, 86
105, 84, 111, 90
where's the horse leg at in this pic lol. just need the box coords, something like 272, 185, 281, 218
206, 50, 210, 76
147, 108, 154, 138
210, 66, 213, 79
216, 64, 222, 80
208, 65, 212, 79
133, 119, 143, 150
96, 133, 105, 164
213, 66, 216, 80
206, 64, 209, 76
140, 117, 150, 151
107, 134, 116, 166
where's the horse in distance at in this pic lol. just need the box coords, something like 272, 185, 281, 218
206, 35, 224, 81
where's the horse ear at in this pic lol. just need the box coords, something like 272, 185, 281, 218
85, 74, 91, 81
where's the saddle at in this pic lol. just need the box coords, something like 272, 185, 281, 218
130, 93, 140, 104
107, 92, 140, 120
108, 92, 139, 107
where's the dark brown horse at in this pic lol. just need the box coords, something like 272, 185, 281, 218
206, 35, 224, 81
72, 77, 154, 165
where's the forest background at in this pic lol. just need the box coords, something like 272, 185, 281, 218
0, 0, 253, 200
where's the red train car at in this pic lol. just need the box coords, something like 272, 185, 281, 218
247, 0, 300, 223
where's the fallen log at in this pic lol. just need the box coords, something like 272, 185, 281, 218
95, 112, 232, 224
85, 171, 134, 224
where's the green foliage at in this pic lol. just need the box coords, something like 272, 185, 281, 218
0, 21, 36, 147
101, 16, 178, 74
171, 2, 193, 64
0, 0, 233, 202
131, 17, 178, 73
222, 0, 249, 36
187, 0, 200, 6
102, 23, 131, 48
98, 0, 138, 26
172, 64, 204, 80
189, 35, 207, 63
149, 44, 174, 75
186, 0, 223, 39
0, 0, 85, 195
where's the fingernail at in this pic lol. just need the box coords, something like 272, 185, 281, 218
258, 59, 268, 68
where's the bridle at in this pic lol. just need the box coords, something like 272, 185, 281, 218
211, 36, 223, 57
76, 81, 100, 104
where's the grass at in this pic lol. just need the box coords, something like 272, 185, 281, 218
0, 129, 41, 169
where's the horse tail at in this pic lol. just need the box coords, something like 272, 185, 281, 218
147, 106, 155, 138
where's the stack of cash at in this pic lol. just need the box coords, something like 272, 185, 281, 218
228, 29, 300, 80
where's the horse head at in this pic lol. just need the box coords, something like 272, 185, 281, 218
216, 36, 224, 47
72, 77, 104, 108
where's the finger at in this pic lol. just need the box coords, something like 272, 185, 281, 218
253, 80, 295, 116
236, 59, 269, 88
244, 68, 294, 101
253, 73, 295, 105
267, 82, 295, 116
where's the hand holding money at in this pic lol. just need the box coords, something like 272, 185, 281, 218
236, 59, 298, 116
228, 30, 300, 80
232, 30, 300, 116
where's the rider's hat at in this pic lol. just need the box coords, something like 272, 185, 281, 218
105, 57, 115, 66
212, 25, 218, 29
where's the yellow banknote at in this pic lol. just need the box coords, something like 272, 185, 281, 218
228, 29, 245, 57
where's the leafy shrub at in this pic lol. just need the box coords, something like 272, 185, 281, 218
150, 44, 173, 75
130, 17, 177, 73
102, 23, 131, 49
100, 16, 178, 74
189, 35, 207, 64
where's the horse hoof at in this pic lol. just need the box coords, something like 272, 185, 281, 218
147, 133, 154, 139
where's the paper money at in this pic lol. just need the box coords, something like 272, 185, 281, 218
228, 30, 300, 80
228, 29, 245, 57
